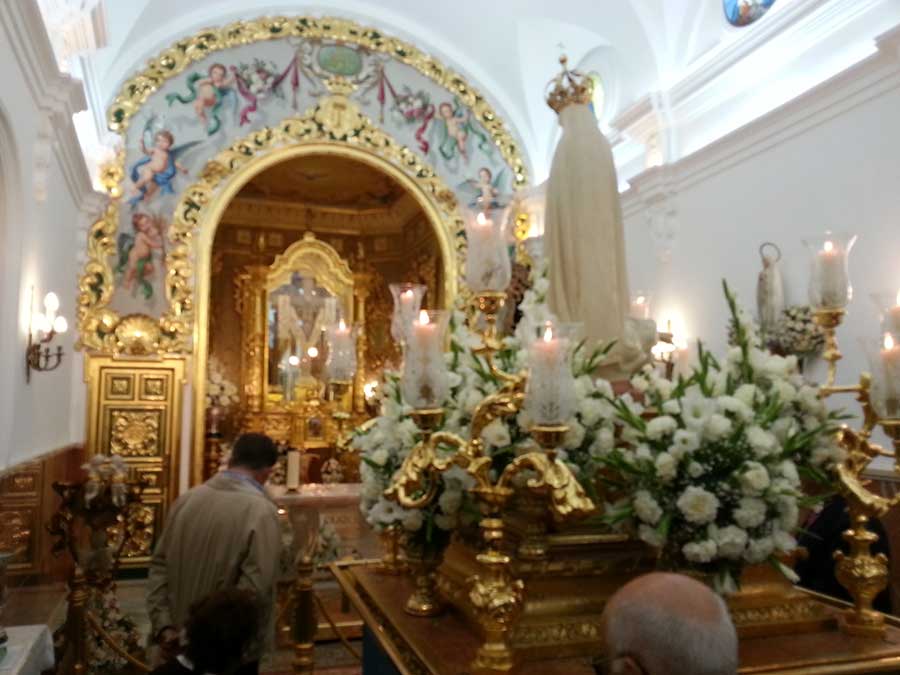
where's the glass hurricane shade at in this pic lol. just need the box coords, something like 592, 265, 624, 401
325, 319, 358, 382
865, 334, 900, 419
802, 232, 857, 310
463, 204, 512, 294
525, 321, 577, 425
389, 283, 427, 345
401, 310, 450, 409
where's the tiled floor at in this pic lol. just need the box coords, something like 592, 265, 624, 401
6, 579, 362, 674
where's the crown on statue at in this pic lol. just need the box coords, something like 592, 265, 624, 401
545, 55, 594, 114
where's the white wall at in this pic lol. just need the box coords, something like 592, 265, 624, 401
621, 28, 900, 439
0, 1, 97, 470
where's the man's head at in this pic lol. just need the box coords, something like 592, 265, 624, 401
185, 588, 260, 674
228, 432, 278, 484
599, 572, 738, 675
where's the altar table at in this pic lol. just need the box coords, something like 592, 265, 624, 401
331, 561, 900, 675
0, 625, 54, 675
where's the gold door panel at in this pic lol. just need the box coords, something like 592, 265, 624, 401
85, 356, 185, 566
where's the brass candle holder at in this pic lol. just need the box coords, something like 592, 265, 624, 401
385, 292, 595, 673
811, 308, 900, 638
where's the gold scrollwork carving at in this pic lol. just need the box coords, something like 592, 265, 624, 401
110, 411, 161, 457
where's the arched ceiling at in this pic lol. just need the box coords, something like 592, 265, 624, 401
74, 0, 729, 179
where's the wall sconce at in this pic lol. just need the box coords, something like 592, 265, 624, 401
26, 290, 67, 382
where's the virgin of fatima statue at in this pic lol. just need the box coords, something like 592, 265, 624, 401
544, 57, 636, 378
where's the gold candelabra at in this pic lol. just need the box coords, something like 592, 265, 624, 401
812, 309, 900, 638
385, 292, 596, 675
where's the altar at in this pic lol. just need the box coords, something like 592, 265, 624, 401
333, 561, 900, 675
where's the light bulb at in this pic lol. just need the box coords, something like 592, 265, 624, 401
288, 355, 300, 366
43, 292, 60, 313
307, 346, 319, 358
418, 309, 430, 325
53, 316, 68, 334
885, 333, 896, 351
823, 240, 834, 253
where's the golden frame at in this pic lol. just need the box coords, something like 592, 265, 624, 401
188, 113, 464, 484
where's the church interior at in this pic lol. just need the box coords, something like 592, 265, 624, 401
2, 1, 900, 674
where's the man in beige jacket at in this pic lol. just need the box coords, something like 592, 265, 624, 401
147, 433, 281, 675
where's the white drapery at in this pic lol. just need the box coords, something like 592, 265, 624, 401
545, 102, 630, 373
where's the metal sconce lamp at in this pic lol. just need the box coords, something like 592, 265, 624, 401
26, 290, 68, 383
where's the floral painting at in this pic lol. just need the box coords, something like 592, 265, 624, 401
724, 0, 777, 27
107, 35, 515, 317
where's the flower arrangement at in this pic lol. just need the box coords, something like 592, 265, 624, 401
234, 58, 282, 100
769, 305, 826, 361
206, 356, 239, 410
390, 86, 432, 126
86, 585, 143, 674
599, 283, 844, 590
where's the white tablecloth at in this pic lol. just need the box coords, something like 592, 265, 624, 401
0, 625, 54, 675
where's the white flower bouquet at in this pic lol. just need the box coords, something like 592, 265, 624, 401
599, 283, 845, 590
206, 356, 239, 410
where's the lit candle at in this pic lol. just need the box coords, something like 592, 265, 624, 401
401, 310, 450, 408
286, 449, 301, 490
465, 208, 511, 293
887, 289, 900, 338
630, 293, 651, 319
813, 239, 850, 309
390, 283, 426, 345
325, 318, 357, 382
526, 322, 575, 425
410, 309, 439, 353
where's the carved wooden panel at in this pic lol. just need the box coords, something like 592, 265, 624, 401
86, 356, 185, 567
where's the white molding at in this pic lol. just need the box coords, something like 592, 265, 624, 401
622, 25, 900, 217
0, 0, 98, 211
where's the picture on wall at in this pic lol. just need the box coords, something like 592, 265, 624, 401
724, 0, 777, 27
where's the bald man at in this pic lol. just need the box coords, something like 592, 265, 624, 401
598, 573, 738, 675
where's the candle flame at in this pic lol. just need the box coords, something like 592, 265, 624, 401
635, 295, 646, 305
542, 322, 554, 342
307, 346, 319, 358
476, 212, 488, 226
338, 318, 347, 331
402, 289, 413, 299
288, 355, 300, 366
885, 333, 896, 350
419, 309, 430, 325
823, 240, 834, 253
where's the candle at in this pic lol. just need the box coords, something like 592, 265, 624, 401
390, 283, 426, 345
630, 292, 651, 319
811, 239, 850, 309
887, 289, 900, 338
286, 450, 301, 490
526, 322, 576, 425
401, 310, 450, 408
325, 318, 357, 382
465, 207, 511, 293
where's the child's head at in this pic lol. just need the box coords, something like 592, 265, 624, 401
209, 63, 227, 82
439, 102, 453, 117
154, 130, 175, 149
479, 167, 492, 182
132, 212, 152, 232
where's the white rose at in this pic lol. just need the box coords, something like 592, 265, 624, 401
655, 452, 678, 482
712, 372, 729, 396
370, 448, 389, 467
688, 461, 705, 478
662, 399, 681, 415
798, 385, 825, 415
564, 419, 587, 449
638, 524, 665, 548
733, 497, 767, 528
446, 371, 463, 389
646, 415, 678, 440
776, 460, 800, 486
402, 509, 424, 532
634, 490, 663, 525
773, 379, 797, 403
712, 525, 748, 560
578, 397, 607, 426
735, 383, 759, 407
776, 496, 799, 530
673, 429, 700, 454
681, 387, 716, 432
594, 378, 614, 398
772, 417, 797, 443
747, 426, 777, 458
741, 461, 771, 494
630, 375, 650, 393
704, 413, 733, 440
482, 418, 512, 448
574, 375, 594, 399
635, 445, 653, 461
717, 396, 753, 422
726, 346, 743, 364
682, 540, 717, 563
651, 377, 675, 400
744, 536, 775, 563
773, 530, 796, 553
676, 486, 720, 524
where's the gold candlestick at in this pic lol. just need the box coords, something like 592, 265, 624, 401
813, 308, 847, 391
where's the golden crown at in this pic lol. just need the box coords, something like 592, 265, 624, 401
545, 55, 594, 114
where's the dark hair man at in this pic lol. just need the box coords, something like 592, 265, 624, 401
151, 589, 260, 675
148, 433, 281, 675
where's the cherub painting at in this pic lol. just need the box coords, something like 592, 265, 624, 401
166, 63, 236, 135
724, 0, 776, 26
459, 167, 508, 209
127, 122, 199, 208
116, 211, 166, 301
433, 98, 492, 164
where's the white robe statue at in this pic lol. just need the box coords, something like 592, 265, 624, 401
545, 101, 631, 376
